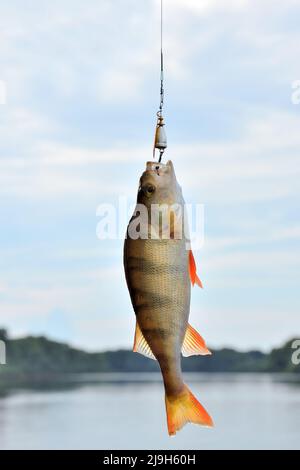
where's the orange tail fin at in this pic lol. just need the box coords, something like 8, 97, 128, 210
165, 384, 213, 436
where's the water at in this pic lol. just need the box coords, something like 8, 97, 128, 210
0, 373, 299, 450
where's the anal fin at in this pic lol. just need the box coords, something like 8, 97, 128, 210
182, 324, 211, 357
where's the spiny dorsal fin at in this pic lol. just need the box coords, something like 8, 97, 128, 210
133, 321, 156, 361
182, 324, 211, 357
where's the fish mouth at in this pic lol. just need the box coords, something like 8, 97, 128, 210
146, 161, 166, 176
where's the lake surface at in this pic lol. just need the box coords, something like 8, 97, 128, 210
0, 373, 299, 450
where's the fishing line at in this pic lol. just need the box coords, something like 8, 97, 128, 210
160, 0, 164, 114
153, 0, 167, 163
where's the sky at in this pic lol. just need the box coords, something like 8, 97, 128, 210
0, 0, 299, 352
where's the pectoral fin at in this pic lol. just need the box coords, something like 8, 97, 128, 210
182, 324, 211, 357
133, 321, 156, 361
189, 250, 203, 288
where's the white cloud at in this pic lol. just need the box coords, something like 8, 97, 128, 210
0, 282, 8, 294
171, 0, 249, 14
204, 250, 299, 273
1, 108, 299, 204
205, 225, 300, 251
191, 306, 300, 352
0, 107, 54, 137
0, 80, 7, 105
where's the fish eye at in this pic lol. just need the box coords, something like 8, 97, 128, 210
143, 184, 156, 197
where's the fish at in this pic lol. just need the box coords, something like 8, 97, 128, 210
123, 160, 213, 435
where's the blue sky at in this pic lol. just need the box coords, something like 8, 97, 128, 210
0, 0, 299, 351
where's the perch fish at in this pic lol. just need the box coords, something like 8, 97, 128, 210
124, 160, 213, 435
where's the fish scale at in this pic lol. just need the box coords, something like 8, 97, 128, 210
125, 238, 189, 355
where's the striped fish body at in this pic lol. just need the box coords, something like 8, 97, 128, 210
124, 160, 213, 435
124, 236, 190, 396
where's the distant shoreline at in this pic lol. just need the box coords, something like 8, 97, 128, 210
0, 329, 299, 389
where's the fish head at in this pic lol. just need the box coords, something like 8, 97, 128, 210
137, 160, 181, 208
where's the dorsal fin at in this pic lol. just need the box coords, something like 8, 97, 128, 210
189, 250, 203, 288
